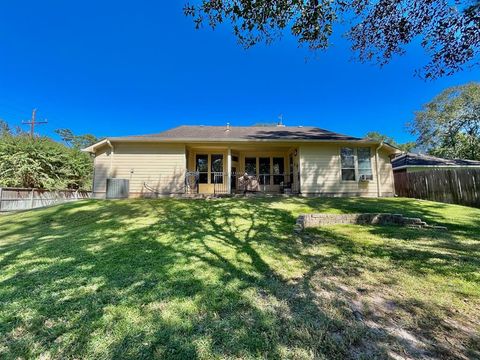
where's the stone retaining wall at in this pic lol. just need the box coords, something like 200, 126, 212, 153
294, 213, 447, 232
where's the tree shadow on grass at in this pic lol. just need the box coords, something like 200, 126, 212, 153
0, 198, 479, 359
0, 199, 389, 359
300, 196, 480, 238
303, 224, 480, 359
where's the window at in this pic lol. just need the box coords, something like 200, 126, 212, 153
357, 148, 373, 180
245, 157, 256, 176
196, 154, 208, 183
340, 147, 373, 181
244, 156, 287, 184
211, 154, 223, 183
259, 157, 270, 184
341, 147, 356, 181
273, 157, 284, 185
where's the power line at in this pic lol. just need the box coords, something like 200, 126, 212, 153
22, 108, 48, 137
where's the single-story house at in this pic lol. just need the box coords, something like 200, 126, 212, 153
391, 153, 480, 173
83, 125, 400, 198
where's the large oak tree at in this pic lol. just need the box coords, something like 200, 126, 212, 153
184, 0, 480, 79
409, 82, 480, 160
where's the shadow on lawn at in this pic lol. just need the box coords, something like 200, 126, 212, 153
0, 200, 366, 359
301, 196, 480, 238
0, 198, 479, 359
303, 224, 480, 359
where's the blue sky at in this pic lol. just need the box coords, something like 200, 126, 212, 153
0, 1, 477, 144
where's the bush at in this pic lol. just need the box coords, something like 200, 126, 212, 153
0, 133, 93, 189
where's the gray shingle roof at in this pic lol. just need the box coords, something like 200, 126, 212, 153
118, 125, 362, 141
392, 152, 480, 169
83, 125, 403, 153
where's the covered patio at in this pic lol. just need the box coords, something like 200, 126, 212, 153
185, 144, 300, 195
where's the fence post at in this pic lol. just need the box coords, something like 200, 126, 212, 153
30, 188, 35, 209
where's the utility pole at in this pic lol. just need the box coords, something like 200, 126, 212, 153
22, 108, 47, 137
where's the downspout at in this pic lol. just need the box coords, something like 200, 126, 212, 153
375, 141, 383, 197
106, 140, 114, 178
92, 154, 96, 196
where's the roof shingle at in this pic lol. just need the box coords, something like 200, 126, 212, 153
119, 125, 362, 141
392, 153, 480, 168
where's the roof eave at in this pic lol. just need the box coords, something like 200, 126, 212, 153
393, 164, 480, 170
83, 137, 400, 153
82, 138, 108, 153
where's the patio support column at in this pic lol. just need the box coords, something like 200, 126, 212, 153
227, 147, 232, 194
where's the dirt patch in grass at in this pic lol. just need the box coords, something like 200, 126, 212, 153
302, 224, 480, 360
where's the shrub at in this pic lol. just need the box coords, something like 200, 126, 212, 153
0, 133, 93, 189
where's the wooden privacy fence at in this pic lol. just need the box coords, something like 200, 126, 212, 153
0, 188, 92, 212
394, 168, 480, 207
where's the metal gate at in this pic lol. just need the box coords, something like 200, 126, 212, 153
106, 178, 129, 199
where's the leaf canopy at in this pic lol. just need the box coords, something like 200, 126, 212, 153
185, 0, 480, 78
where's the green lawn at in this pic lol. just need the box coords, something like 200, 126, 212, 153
0, 197, 479, 359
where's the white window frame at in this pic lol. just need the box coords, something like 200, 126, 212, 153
195, 153, 225, 184
340, 147, 373, 182
340, 147, 357, 181
357, 147, 373, 181
243, 156, 286, 186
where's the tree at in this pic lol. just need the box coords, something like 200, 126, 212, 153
409, 82, 480, 160
0, 120, 10, 136
55, 128, 98, 149
0, 132, 94, 189
365, 131, 416, 152
365, 131, 397, 145
184, 0, 480, 79
397, 142, 417, 153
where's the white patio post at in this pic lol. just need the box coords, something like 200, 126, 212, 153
227, 147, 232, 194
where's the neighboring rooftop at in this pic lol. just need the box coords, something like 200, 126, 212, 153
392, 152, 480, 169
113, 125, 362, 141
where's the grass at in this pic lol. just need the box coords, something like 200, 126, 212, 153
0, 197, 479, 359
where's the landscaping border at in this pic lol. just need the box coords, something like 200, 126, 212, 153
294, 213, 448, 232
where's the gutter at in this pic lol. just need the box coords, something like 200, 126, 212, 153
375, 141, 384, 197
82, 138, 108, 153
392, 164, 480, 171
83, 137, 399, 153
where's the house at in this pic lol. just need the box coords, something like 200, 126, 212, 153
83, 125, 400, 198
391, 153, 480, 174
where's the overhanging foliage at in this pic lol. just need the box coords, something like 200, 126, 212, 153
185, 0, 480, 79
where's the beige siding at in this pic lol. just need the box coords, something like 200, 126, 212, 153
93, 146, 111, 196
92, 140, 394, 197
299, 144, 394, 197
93, 143, 186, 197
378, 150, 395, 196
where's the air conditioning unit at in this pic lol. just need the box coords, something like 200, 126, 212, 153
359, 174, 371, 182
